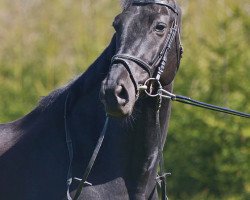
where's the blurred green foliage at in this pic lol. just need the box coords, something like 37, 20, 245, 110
0, 0, 249, 199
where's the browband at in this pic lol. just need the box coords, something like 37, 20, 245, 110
132, 0, 178, 14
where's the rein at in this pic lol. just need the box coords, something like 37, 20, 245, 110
65, 91, 110, 200
137, 77, 250, 199
72, 117, 109, 200
139, 78, 250, 118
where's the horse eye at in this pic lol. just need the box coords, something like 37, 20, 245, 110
155, 23, 167, 32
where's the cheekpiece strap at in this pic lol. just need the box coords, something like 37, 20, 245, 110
132, 0, 178, 14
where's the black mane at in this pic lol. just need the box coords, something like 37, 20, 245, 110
38, 79, 74, 111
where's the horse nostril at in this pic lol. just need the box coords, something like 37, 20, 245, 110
115, 85, 129, 106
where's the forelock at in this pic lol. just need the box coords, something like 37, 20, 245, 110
120, 0, 133, 9
120, 0, 179, 10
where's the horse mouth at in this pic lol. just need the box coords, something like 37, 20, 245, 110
100, 84, 135, 118
104, 104, 133, 118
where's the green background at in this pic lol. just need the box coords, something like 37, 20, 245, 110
0, 0, 249, 199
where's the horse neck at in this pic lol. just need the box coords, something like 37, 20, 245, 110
128, 83, 173, 198
0, 35, 116, 158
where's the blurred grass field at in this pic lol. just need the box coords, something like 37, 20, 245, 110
0, 0, 249, 199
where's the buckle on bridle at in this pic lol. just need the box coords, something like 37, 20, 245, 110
156, 173, 171, 185
73, 177, 92, 186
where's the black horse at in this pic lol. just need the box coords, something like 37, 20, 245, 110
0, 0, 182, 199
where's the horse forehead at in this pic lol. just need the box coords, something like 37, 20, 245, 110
121, 5, 168, 27
123, 4, 168, 18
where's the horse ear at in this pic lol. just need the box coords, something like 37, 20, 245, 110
120, 0, 126, 9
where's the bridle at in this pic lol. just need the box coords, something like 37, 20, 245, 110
111, 0, 182, 95
111, 3, 182, 198
65, 1, 250, 200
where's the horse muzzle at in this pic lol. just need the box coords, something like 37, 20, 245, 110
100, 63, 136, 117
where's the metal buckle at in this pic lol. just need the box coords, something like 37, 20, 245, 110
73, 177, 92, 186
156, 172, 171, 186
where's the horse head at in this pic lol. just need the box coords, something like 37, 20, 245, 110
100, 0, 182, 117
